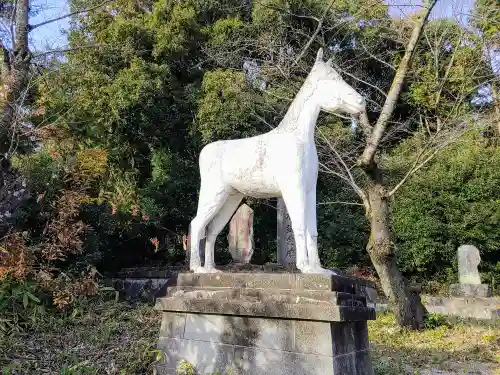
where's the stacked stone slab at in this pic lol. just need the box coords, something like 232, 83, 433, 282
154, 272, 376, 375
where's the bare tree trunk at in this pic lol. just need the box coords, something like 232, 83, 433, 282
366, 180, 426, 329
491, 82, 500, 136
0, 0, 31, 236
355, 0, 436, 329
1, 0, 31, 157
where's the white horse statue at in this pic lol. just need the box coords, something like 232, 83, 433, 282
189, 48, 366, 274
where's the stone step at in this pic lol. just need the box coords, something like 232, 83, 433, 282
165, 286, 367, 307
155, 296, 376, 322
173, 272, 375, 294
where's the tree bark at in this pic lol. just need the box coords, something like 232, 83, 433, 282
491, 81, 500, 136
1, 0, 31, 157
0, 1, 31, 236
366, 177, 427, 329
354, 0, 436, 329
359, 0, 437, 167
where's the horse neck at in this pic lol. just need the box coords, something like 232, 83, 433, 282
275, 75, 320, 142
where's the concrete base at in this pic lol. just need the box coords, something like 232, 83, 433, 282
449, 283, 492, 297
154, 272, 376, 375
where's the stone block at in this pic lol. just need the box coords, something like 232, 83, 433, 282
333, 353, 356, 374
353, 321, 370, 352
294, 320, 332, 356
232, 346, 335, 375
159, 312, 186, 339
354, 350, 375, 375
449, 283, 492, 297
155, 297, 375, 322
425, 296, 500, 320
157, 337, 234, 374
154, 272, 376, 375
172, 272, 375, 293
246, 273, 296, 290
182, 313, 293, 351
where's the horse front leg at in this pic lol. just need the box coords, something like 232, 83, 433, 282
305, 187, 337, 276
279, 180, 309, 272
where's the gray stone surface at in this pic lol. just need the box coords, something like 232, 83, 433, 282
173, 272, 375, 292
372, 296, 500, 320
156, 313, 374, 375
103, 277, 171, 302
227, 203, 254, 264
154, 272, 376, 374
362, 287, 378, 303
449, 283, 492, 297
425, 296, 500, 320
457, 245, 482, 285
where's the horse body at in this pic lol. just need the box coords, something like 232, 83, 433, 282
199, 131, 318, 199
189, 48, 366, 274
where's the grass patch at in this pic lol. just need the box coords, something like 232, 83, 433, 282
0, 297, 160, 374
369, 313, 500, 374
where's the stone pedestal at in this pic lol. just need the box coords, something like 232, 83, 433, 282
154, 272, 376, 375
449, 283, 492, 298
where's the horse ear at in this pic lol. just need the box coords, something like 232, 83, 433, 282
315, 48, 324, 62
326, 58, 333, 66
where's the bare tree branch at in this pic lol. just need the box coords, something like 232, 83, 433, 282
293, 0, 334, 66
317, 201, 364, 206
386, 131, 463, 197
360, 40, 395, 71
317, 127, 370, 210
358, 111, 373, 137
10, 0, 17, 51
359, 0, 438, 167
331, 60, 388, 98
33, 44, 104, 58
29, 0, 114, 31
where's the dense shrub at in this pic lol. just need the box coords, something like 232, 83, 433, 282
391, 130, 500, 285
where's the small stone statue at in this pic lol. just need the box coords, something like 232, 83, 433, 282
450, 244, 491, 297
227, 203, 254, 263
457, 244, 482, 285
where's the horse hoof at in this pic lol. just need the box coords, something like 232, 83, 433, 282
205, 267, 222, 274
301, 267, 338, 276
192, 266, 221, 274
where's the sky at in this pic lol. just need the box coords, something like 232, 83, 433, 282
29, 0, 70, 53
29, 0, 478, 52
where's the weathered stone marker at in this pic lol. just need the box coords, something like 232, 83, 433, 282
449, 245, 491, 297
227, 204, 254, 263
276, 198, 296, 266
154, 271, 376, 375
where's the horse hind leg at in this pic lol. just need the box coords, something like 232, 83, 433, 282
204, 191, 244, 271
189, 183, 231, 273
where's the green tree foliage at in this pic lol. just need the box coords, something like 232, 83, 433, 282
471, 0, 500, 43
4, 0, 495, 284
390, 128, 500, 284
405, 19, 491, 118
